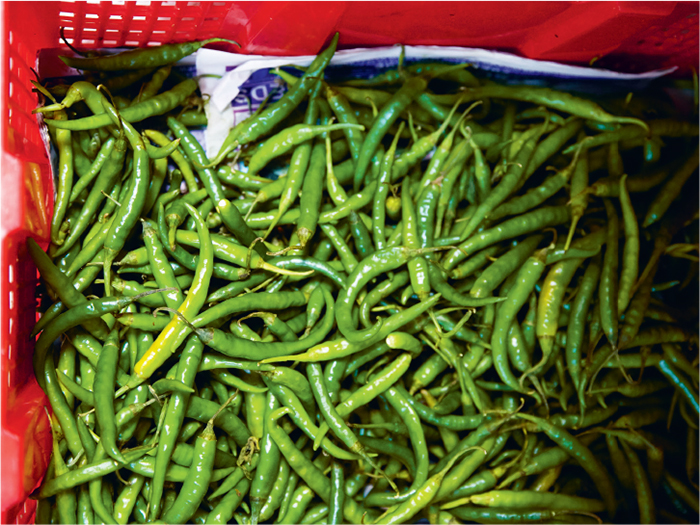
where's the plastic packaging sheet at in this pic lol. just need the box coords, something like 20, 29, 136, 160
196, 44, 677, 160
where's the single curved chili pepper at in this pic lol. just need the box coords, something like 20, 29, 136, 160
268, 256, 346, 289
327, 461, 345, 525
587, 163, 674, 198
145, 136, 181, 161
94, 329, 126, 462
464, 490, 604, 513
349, 210, 374, 257
48, 109, 73, 246
261, 367, 314, 414
536, 251, 590, 374
656, 358, 700, 416
643, 145, 699, 227
440, 205, 570, 269
402, 177, 433, 302
141, 220, 184, 308
599, 199, 620, 350
460, 84, 648, 130
619, 439, 655, 524
101, 102, 151, 296
566, 252, 602, 393
319, 223, 358, 274
60, 39, 236, 70
664, 471, 700, 514
617, 174, 639, 314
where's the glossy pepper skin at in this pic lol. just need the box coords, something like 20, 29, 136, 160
29, 34, 698, 525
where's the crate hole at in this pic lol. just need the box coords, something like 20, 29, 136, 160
87, 0, 100, 4
9, 81, 13, 97
157, 16, 171, 21
8, 30, 12, 44
9, 57, 13, 71
147, 41, 162, 46
86, 13, 99, 19
84, 27, 97, 32
104, 40, 118, 45
59, 11, 74, 17
9, 317, 12, 335
8, 264, 13, 284
187, 1, 201, 5
182, 17, 194, 21
153, 30, 166, 34
162, 1, 177, 6
113, 0, 125, 4
82, 39, 96, 45
110, 14, 123, 20
213, 2, 226, 5
125, 41, 140, 46
134, 15, 146, 21
136, 0, 151, 5
8, 290, 13, 309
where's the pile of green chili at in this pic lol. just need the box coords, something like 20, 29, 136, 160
29, 34, 699, 525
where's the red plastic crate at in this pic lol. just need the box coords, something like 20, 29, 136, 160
1, 2, 698, 523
